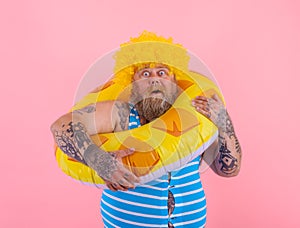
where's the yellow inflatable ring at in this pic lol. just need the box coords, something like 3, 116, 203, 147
55, 70, 224, 188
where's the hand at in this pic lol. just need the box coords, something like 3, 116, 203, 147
105, 148, 140, 191
83, 145, 140, 191
192, 94, 228, 131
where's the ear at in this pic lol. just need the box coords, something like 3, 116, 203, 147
171, 73, 177, 82
132, 73, 139, 81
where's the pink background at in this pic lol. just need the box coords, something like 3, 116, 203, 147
1, 0, 299, 227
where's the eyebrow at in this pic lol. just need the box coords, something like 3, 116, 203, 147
136, 66, 170, 75
140, 67, 169, 71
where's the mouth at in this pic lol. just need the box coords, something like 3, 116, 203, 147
146, 90, 165, 99
151, 90, 163, 94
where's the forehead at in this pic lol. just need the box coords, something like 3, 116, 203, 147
135, 63, 169, 72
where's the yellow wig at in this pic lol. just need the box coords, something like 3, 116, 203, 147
113, 31, 190, 85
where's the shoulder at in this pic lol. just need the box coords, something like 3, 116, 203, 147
93, 100, 129, 114
112, 101, 131, 132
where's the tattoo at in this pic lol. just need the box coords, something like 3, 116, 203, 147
234, 135, 241, 154
218, 136, 238, 174
225, 117, 235, 138
54, 122, 87, 164
168, 190, 175, 216
73, 105, 96, 115
167, 172, 175, 217
115, 102, 130, 130
216, 108, 227, 132
72, 122, 93, 150
168, 222, 174, 228
54, 120, 120, 179
217, 109, 241, 155
216, 109, 235, 136
83, 144, 117, 180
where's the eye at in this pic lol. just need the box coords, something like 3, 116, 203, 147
158, 70, 166, 76
142, 71, 150, 77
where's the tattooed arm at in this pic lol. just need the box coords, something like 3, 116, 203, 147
50, 101, 139, 190
212, 113, 241, 177
193, 94, 242, 177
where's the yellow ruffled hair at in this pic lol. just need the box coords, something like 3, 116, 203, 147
113, 31, 190, 85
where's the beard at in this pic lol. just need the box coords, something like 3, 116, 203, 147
130, 81, 178, 122
135, 97, 172, 122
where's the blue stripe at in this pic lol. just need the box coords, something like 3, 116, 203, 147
101, 199, 168, 226
172, 208, 207, 224
170, 172, 200, 186
130, 184, 168, 195
103, 189, 167, 207
172, 188, 206, 205
101, 192, 167, 215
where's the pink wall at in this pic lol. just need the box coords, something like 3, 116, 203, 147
1, 0, 299, 227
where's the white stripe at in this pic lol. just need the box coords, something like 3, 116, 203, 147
175, 196, 206, 207
179, 161, 199, 169
172, 213, 206, 227
151, 178, 168, 183
120, 189, 168, 200
129, 122, 138, 126
171, 170, 199, 179
138, 184, 168, 191
171, 161, 199, 172
170, 179, 200, 188
101, 214, 121, 228
173, 188, 203, 197
171, 204, 206, 217
101, 207, 168, 227
102, 199, 168, 219
103, 191, 167, 209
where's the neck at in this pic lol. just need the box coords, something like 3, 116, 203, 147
138, 113, 149, 125
133, 104, 149, 125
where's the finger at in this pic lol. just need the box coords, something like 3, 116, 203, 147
196, 95, 208, 101
115, 148, 135, 159
194, 104, 210, 112
106, 175, 127, 191
118, 178, 135, 189
112, 183, 127, 191
109, 163, 140, 186
112, 182, 129, 191
105, 181, 118, 191
212, 94, 222, 103
196, 108, 211, 119
111, 167, 139, 185
192, 99, 208, 106
107, 183, 118, 191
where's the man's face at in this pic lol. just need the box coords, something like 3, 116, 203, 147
131, 65, 179, 122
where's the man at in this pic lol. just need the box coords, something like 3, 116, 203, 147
51, 32, 242, 227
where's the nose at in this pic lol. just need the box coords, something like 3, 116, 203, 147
149, 77, 161, 86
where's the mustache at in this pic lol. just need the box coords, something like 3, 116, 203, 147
130, 82, 178, 106
145, 85, 166, 96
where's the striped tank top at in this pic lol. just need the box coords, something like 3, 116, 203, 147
100, 105, 207, 227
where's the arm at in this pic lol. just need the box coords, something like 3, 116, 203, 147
50, 101, 139, 190
193, 94, 242, 177
214, 111, 241, 176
